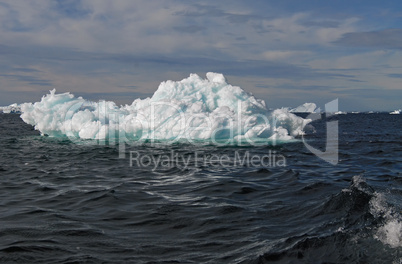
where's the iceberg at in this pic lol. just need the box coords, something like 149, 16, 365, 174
390, 109, 400, 115
334, 111, 346, 115
0, 103, 21, 114
20, 73, 311, 144
289, 102, 317, 113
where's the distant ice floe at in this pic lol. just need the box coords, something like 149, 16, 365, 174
390, 109, 401, 115
0, 103, 21, 114
19, 72, 312, 144
334, 111, 346, 115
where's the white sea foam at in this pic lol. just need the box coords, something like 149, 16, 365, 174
370, 192, 402, 248
20, 72, 311, 144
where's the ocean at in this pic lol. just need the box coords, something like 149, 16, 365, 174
0, 112, 401, 263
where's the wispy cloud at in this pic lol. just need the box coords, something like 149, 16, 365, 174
262, 50, 312, 61
387, 73, 402, 78
0, 73, 52, 86
300, 20, 340, 28
334, 29, 402, 49
173, 25, 205, 33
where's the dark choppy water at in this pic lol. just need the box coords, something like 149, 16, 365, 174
0, 113, 401, 263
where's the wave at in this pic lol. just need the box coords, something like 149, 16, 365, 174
20, 73, 310, 144
255, 175, 402, 263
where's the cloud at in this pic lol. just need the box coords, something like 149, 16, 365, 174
308, 50, 399, 70
173, 4, 223, 17
300, 20, 340, 28
52, 0, 91, 19
262, 50, 312, 61
173, 3, 256, 24
0, 0, 400, 110
388, 73, 402, 78
0, 73, 52, 86
334, 28, 402, 49
0, 43, 335, 81
117, 85, 138, 89
11, 67, 42, 73
173, 25, 205, 33
0, 64, 52, 87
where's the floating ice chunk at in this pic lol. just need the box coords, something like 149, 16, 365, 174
20, 73, 311, 144
0, 103, 21, 114
334, 111, 346, 115
390, 109, 401, 114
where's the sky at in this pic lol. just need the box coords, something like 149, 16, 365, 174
0, 0, 402, 111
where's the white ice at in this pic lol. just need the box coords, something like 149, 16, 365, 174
289, 102, 317, 113
20, 72, 311, 144
0, 103, 21, 114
